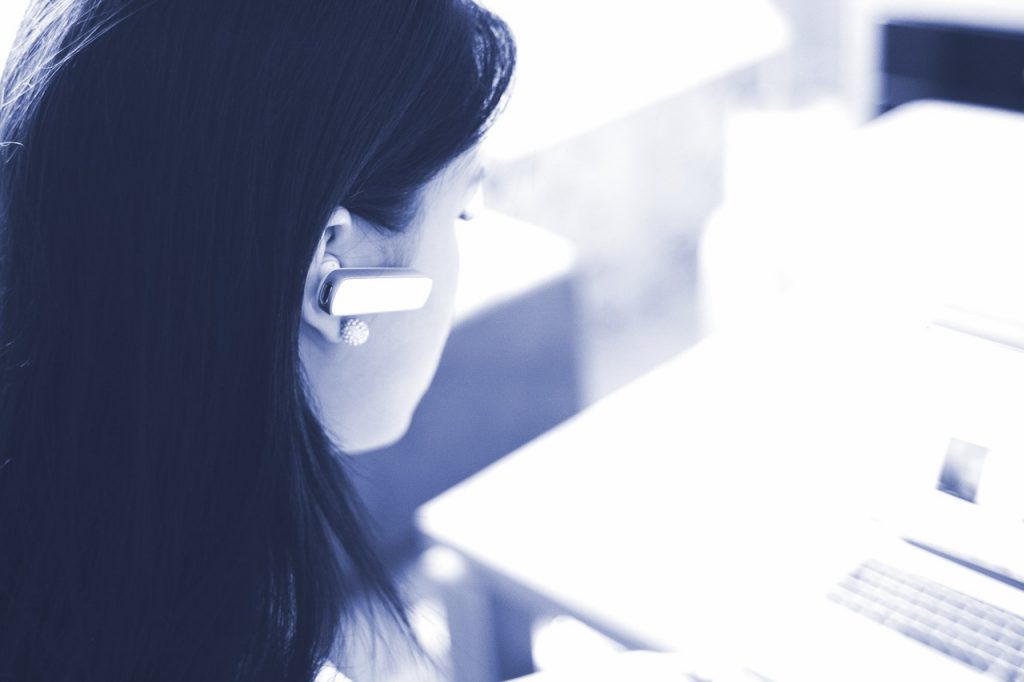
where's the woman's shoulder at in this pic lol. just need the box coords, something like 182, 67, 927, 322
315, 662, 354, 682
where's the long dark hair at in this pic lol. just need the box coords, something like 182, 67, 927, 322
0, 1, 514, 680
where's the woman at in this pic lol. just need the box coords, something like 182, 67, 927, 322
0, 0, 514, 680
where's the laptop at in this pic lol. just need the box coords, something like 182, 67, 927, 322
729, 303, 1024, 682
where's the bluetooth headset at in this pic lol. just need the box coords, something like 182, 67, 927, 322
317, 264, 433, 346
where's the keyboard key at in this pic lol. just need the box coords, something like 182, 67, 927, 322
995, 647, 1019, 663
965, 602, 990, 618
837, 580, 860, 597
933, 603, 962, 624
980, 640, 1006, 659
860, 602, 890, 623
988, 661, 1019, 681
968, 650, 994, 672
956, 629, 985, 650
982, 624, 1006, 642
904, 620, 929, 642
951, 610, 980, 627
997, 629, 1022, 647
931, 633, 962, 656
885, 612, 911, 630
941, 641, 977, 667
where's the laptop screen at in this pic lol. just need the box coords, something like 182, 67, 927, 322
897, 317, 1024, 587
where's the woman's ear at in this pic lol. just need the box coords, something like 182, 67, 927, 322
300, 206, 363, 344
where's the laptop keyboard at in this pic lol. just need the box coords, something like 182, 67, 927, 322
828, 559, 1024, 680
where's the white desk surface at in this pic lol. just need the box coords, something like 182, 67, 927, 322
418, 291, 958, 665
508, 651, 704, 682
478, 0, 790, 161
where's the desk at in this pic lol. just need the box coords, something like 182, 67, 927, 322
417, 292, 948, 680
701, 100, 1024, 338
478, 0, 790, 162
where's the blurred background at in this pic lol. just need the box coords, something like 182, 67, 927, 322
340, 0, 1024, 679
381, 1, 1024, 679
4, 0, 1024, 679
